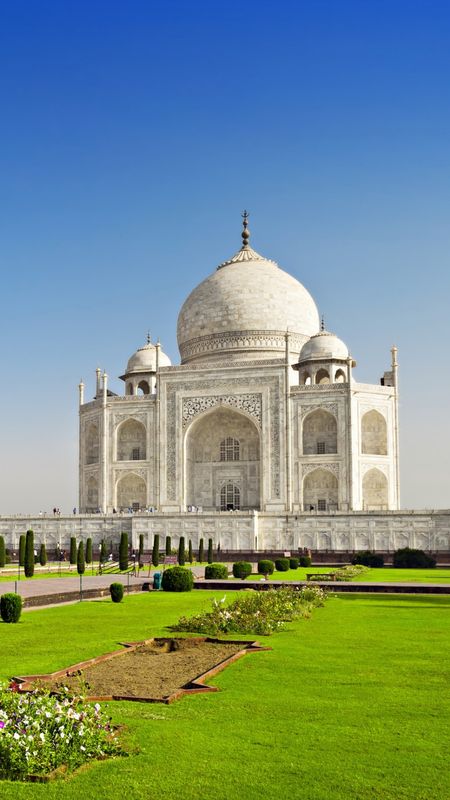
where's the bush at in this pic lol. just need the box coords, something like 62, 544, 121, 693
275, 558, 290, 572
0, 535, 5, 568
258, 559, 275, 576
152, 534, 160, 567
70, 537, 77, 565
165, 535, 171, 556
188, 539, 193, 563
352, 551, 384, 568
299, 555, 312, 567
39, 543, 47, 567
393, 548, 436, 569
0, 593, 22, 623
289, 557, 299, 570
198, 538, 204, 563
109, 582, 124, 603
162, 566, 193, 592
119, 532, 128, 571
207, 538, 213, 564
19, 534, 25, 567
85, 537, 93, 564
138, 534, 144, 567
100, 539, 107, 564
77, 541, 85, 575
232, 561, 252, 579
205, 563, 228, 579
178, 536, 186, 566
24, 530, 34, 578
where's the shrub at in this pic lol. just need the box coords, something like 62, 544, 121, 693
165, 535, 171, 556
0, 535, 5, 568
109, 582, 124, 603
205, 563, 228, 579
162, 566, 193, 592
188, 539, 193, 563
70, 537, 77, 565
24, 530, 34, 578
232, 561, 252, 579
207, 538, 213, 564
275, 558, 290, 572
77, 541, 85, 575
39, 543, 47, 567
85, 537, 93, 564
152, 534, 160, 567
352, 551, 384, 568
393, 548, 436, 569
0, 593, 22, 623
198, 538, 204, 563
119, 532, 128, 571
299, 555, 312, 567
178, 536, 186, 566
138, 534, 144, 567
258, 559, 275, 576
289, 557, 299, 570
100, 539, 108, 564
19, 534, 25, 567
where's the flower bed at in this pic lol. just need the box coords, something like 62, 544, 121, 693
0, 685, 122, 781
173, 586, 326, 636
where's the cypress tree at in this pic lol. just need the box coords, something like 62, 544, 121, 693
165, 535, 171, 556
198, 538, 204, 564
138, 534, 144, 566
77, 541, 85, 575
24, 529, 35, 578
85, 537, 92, 564
39, 543, 47, 567
19, 534, 26, 567
100, 539, 107, 563
207, 538, 213, 564
152, 534, 160, 567
188, 539, 193, 563
70, 537, 77, 565
178, 536, 185, 566
119, 532, 128, 571
0, 535, 5, 568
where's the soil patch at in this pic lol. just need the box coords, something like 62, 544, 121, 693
13, 637, 269, 703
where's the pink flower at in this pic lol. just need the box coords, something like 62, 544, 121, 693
0, 721, 5, 729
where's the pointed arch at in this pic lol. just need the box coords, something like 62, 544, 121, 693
303, 468, 338, 511
86, 475, 99, 511
361, 410, 387, 455
303, 409, 337, 455
116, 472, 147, 510
362, 468, 388, 510
85, 424, 99, 465
116, 418, 147, 461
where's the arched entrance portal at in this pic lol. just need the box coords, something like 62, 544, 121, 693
185, 407, 260, 511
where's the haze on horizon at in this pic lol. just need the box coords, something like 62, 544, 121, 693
1, 0, 449, 515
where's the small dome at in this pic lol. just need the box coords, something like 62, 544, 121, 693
298, 330, 349, 363
126, 340, 171, 374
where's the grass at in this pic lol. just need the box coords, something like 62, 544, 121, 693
0, 591, 449, 799
243, 566, 450, 583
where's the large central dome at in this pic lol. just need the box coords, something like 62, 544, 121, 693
177, 217, 320, 365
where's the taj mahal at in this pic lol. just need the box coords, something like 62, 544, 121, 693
1, 216, 449, 554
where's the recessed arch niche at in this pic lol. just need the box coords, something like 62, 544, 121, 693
116, 419, 147, 461
362, 468, 388, 510
185, 406, 260, 511
303, 468, 338, 511
361, 410, 387, 455
116, 473, 147, 510
302, 409, 337, 455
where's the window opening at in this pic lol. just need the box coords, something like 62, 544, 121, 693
220, 483, 240, 511
220, 437, 240, 462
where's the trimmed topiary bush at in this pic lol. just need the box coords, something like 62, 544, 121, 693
77, 541, 85, 575
275, 558, 290, 572
165, 535, 171, 556
232, 561, 252, 579
205, 563, 228, 579
109, 582, 124, 603
85, 537, 93, 564
207, 538, 213, 564
178, 536, 186, 566
1, 592, 22, 623
100, 539, 107, 564
70, 537, 77, 565
198, 538, 204, 563
162, 566, 193, 592
138, 534, 144, 567
39, 543, 47, 567
289, 557, 299, 570
24, 530, 35, 578
119, 532, 128, 571
258, 559, 275, 576
393, 548, 436, 569
188, 539, 193, 563
352, 551, 384, 568
152, 534, 160, 567
19, 534, 26, 567
0, 535, 5, 568
299, 555, 312, 567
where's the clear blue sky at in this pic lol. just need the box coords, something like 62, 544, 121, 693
1, 0, 449, 513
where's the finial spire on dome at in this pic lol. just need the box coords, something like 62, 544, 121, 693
146, 331, 151, 344
241, 210, 250, 249
321, 315, 325, 332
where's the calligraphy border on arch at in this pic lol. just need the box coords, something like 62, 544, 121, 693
182, 394, 262, 430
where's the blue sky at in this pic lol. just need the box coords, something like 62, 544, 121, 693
1, 0, 449, 512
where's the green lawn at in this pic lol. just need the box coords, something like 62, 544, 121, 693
0, 591, 449, 799
243, 567, 450, 583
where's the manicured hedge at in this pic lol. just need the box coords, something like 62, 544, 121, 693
232, 561, 252, 579
299, 555, 312, 567
393, 548, 436, 569
275, 558, 290, 572
258, 559, 275, 576
162, 566, 194, 592
289, 557, 299, 570
1, 593, 22, 623
352, 551, 384, 568
205, 563, 228, 579
110, 582, 124, 603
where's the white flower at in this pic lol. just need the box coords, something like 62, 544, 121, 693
13, 732, 20, 740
